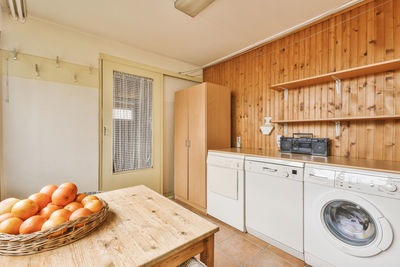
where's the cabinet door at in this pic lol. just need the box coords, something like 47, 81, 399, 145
188, 84, 207, 208
174, 89, 188, 199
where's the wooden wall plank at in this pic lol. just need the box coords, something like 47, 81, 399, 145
203, 0, 400, 161
394, 0, 400, 161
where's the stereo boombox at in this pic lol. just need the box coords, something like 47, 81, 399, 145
280, 133, 330, 156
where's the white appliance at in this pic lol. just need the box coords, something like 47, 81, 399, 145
304, 164, 400, 267
207, 152, 245, 231
245, 157, 304, 259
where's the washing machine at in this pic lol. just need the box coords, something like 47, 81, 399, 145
304, 164, 400, 267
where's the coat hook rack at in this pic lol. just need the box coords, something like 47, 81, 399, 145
12, 49, 17, 60
35, 64, 40, 77
73, 73, 78, 83
56, 56, 60, 68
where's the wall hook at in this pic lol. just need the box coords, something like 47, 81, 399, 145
89, 65, 94, 74
12, 49, 17, 60
35, 64, 40, 77
56, 56, 60, 68
73, 73, 78, 83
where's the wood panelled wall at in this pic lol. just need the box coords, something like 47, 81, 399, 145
203, 0, 400, 161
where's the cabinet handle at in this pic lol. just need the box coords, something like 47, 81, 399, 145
263, 167, 278, 172
187, 140, 191, 148
184, 140, 191, 147
309, 173, 329, 180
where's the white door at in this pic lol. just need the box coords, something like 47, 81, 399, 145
101, 59, 163, 193
316, 191, 393, 257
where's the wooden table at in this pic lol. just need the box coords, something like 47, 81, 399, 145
0, 186, 219, 266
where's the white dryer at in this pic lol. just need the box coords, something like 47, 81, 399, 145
304, 164, 399, 267
207, 152, 245, 231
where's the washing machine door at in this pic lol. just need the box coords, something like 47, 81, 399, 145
316, 191, 393, 257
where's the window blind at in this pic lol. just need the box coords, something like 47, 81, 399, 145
112, 71, 153, 173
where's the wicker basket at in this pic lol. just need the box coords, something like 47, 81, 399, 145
0, 194, 109, 256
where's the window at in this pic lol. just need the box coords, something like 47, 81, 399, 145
112, 71, 153, 173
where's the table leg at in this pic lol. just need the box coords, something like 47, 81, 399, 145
200, 234, 214, 267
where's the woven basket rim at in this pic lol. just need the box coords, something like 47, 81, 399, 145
0, 197, 109, 241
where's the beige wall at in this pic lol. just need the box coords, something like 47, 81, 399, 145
0, 15, 202, 198
2, 76, 98, 199
0, 15, 201, 75
163, 76, 199, 197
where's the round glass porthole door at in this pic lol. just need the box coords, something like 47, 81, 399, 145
323, 200, 377, 246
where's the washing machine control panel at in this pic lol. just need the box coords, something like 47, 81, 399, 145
335, 171, 400, 199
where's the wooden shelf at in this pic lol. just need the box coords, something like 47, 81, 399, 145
272, 115, 400, 124
270, 58, 400, 90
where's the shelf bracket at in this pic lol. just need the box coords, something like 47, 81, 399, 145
331, 76, 341, 96
284, 123, 288, 136
335, 121, 341, 137
284, 88, 288, 103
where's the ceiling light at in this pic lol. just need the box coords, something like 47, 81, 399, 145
174, 0, 215, 17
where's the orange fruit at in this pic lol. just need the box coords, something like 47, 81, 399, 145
64, 202, 83, 213
84, 200, 103, 213
11, 199, 39, 220
59, 182, 78, 195
28, 193, 51, 211
50, 209, 71, 221
39, 203, 62, 219
19, 215, 47, 234
41, 217, 67, 237
75, 193, 87, 203
0, 217, 23, 234
81, 195, 99, 206
70, 208, 92, 227
52, 187, 76, 206
39, 185, 58, 198
0, 213, 13, 223
0, 198, 20, 215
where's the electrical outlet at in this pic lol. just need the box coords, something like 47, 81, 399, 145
236, 137, 241, 148
277, 134, 282, 147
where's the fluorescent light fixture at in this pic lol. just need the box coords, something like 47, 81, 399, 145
174, 0, 215, 17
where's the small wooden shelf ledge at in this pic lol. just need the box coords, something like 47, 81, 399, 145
272, 115, 400, 124
270, 58, 400, 90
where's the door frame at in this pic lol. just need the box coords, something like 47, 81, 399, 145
98, 54, 202, 193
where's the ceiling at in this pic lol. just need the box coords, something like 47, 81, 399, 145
25, 0, 355, 66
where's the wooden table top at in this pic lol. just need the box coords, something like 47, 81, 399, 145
209, 148, 400, 174
1, 186, 219, 267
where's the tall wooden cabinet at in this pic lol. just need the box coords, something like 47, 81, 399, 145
174, 82, 231, 212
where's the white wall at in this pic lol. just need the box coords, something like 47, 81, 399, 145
2, 77, 98, 198
163, 76, 199, 196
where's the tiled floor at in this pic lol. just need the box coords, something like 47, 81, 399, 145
174, 200, 306, 267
